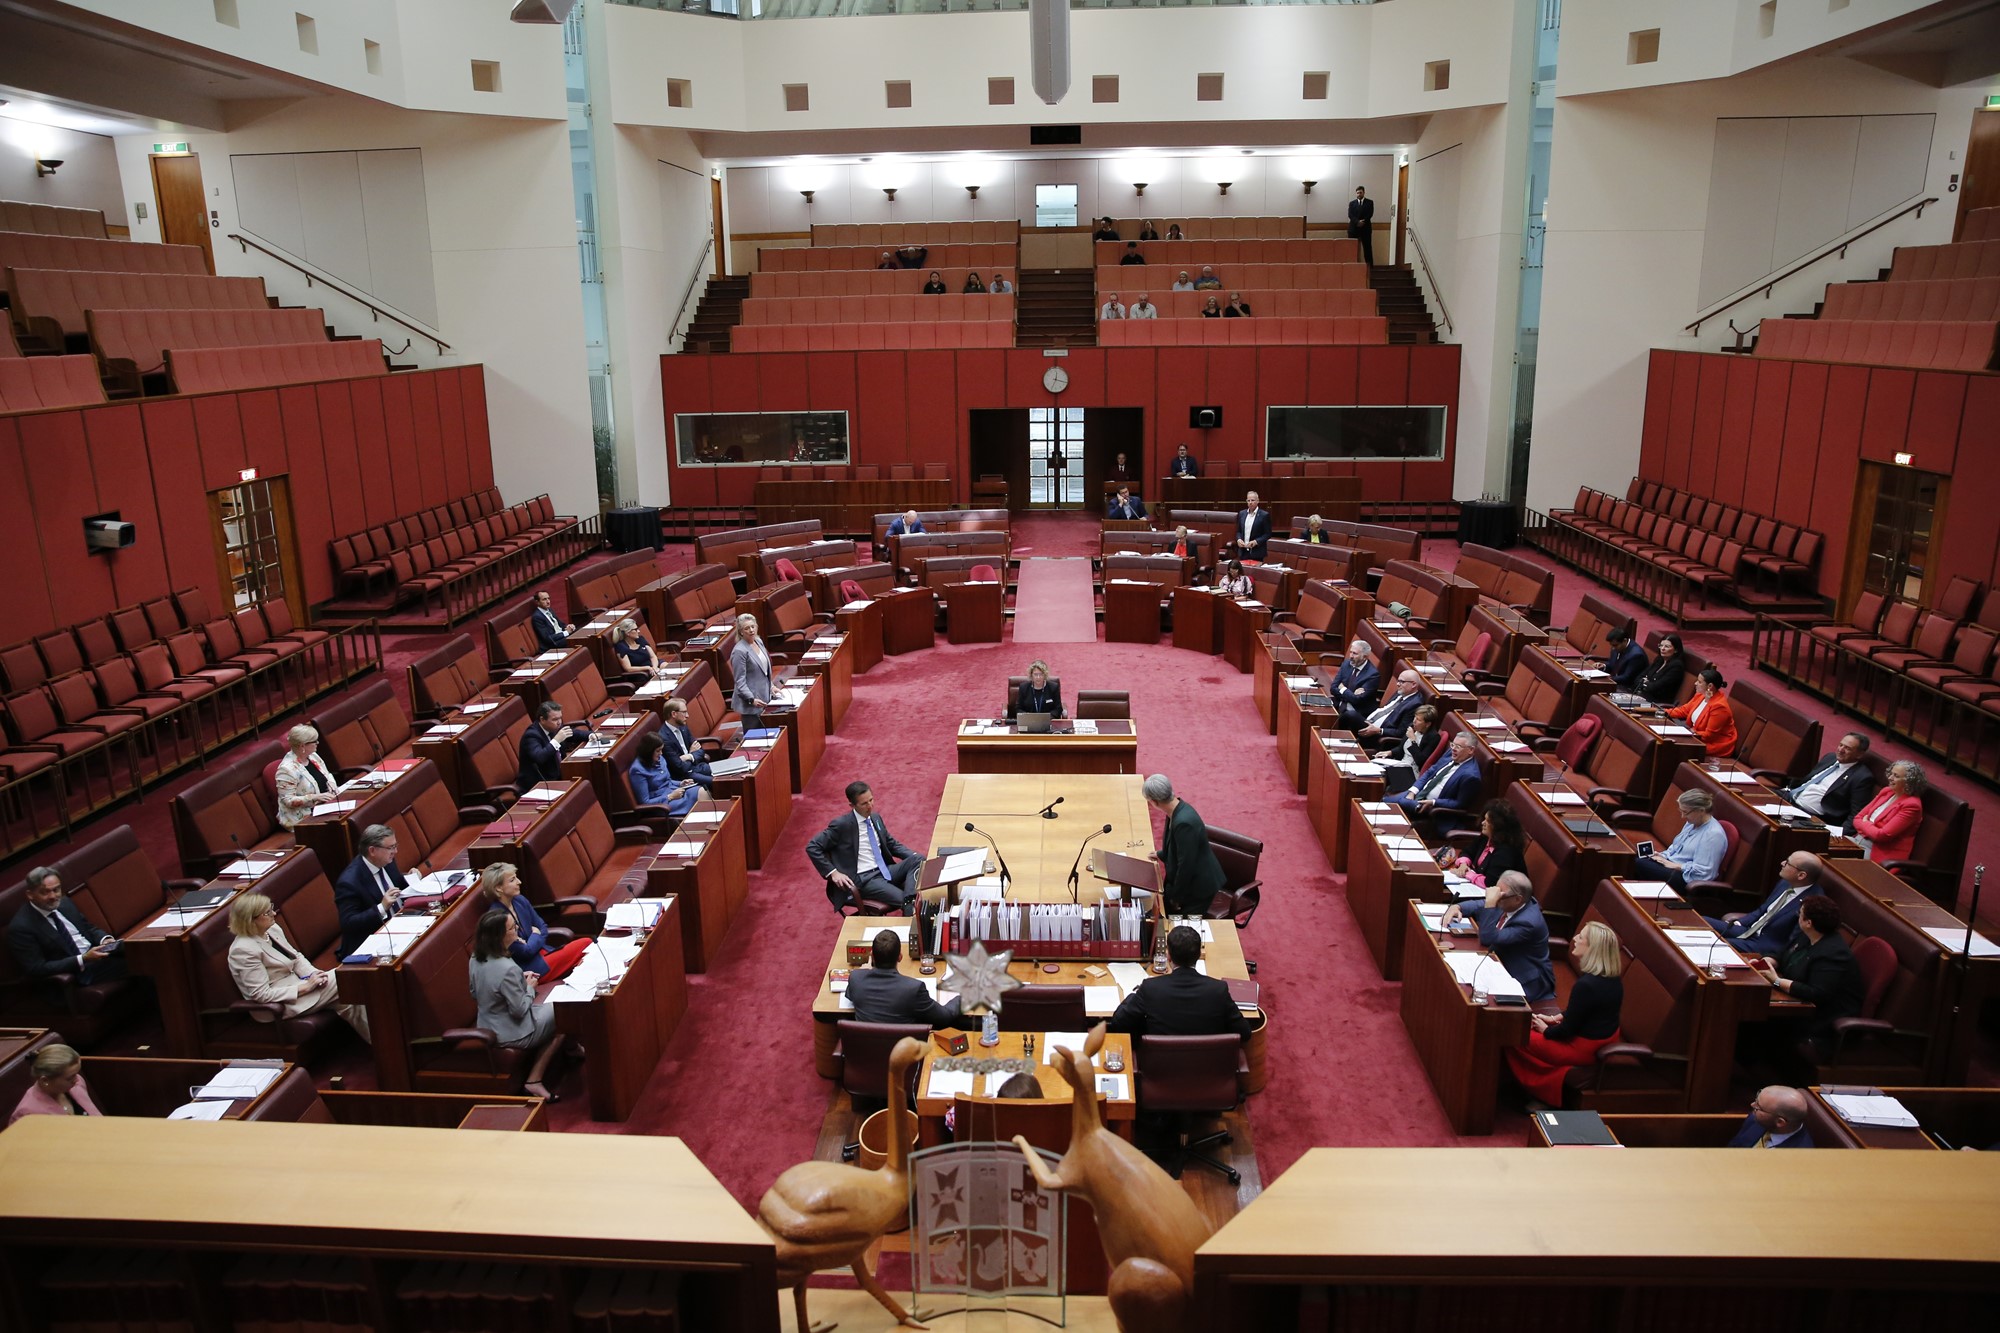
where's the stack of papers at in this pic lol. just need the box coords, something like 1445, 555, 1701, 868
147, 901, 226, 929
680, 809, 726, 826
605, 898, 671, 930
193, 1064, 282, 1101
657, 839, 705, 858
1923, 925, 2000, 956
355, 915, 437, 958
1071, 720, 1100, 734
1652, 724, 1697, 737
1823, 1093, 1921, 1128
536, 651, 569, 662
425, 723, 468, 736
1541, 790, 1586, 806
1041, 1032, 1095, 1065
1467, 716, 1506, 730
217, 857, 284, 879
1107, 962, 1152, 992
460, 701, 500, 715
167, 1100, 232, 1121
1709, 769, 1760, 785
545, 936, 643, 1002
520, 785, 566, 802
1084, 986, 1122, 1016
1416, 903, 1453, 933
927, 1069, 976, 1098
1665, 928, 1742, 970
1443, 951, 1525, 998
1756, 803, 1813, 821
309, 799, 358, 818
1338, 761, 1384, 776
1619, 881, 1680, 900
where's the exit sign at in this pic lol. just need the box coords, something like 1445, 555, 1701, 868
152, 142, 190, 155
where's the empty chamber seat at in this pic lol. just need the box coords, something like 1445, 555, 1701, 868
167, 340, 389, 394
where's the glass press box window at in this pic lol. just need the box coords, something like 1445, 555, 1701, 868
675, 411, 852, 465
1265, 406, 1449, 461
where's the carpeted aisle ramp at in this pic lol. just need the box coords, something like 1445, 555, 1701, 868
1010, 557, 1098, 643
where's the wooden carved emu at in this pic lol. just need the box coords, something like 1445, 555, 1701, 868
1014, 1023, 1213, 1333
758, 1035, 927, 1332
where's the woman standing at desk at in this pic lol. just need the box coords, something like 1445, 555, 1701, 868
1445, 799, 1528, 887
1505, 920, 1624, 1107
479, 863, 593, 982
1667, 667, 1738, 756
8, 1044, 100, 1125
729, 612, 773, 730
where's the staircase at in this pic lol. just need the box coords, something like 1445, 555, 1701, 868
1015, 269, 1098, 349
681, 274, 749, 354
1370, 265, 1439, 345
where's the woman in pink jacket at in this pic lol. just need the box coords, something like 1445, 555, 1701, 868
8, 1043, 101, 1125
1850, 759, 1925, 864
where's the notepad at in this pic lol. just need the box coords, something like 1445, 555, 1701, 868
1108, 962, 1151, 992
1540, 791, 1586, 806
680, 810, 726, 826
1923, 925, 2000, 956
1041, 1033, 1094, 1065
1619, 881, 1680, 900
927, 1070, 975, 1099
1823, 1093, 1921, 1128
426, 723, 468, 736
309, 799, 358, 817
1084, 986, 1122, 1016
606, 898, 670, 930
1443, 952, 1525, 998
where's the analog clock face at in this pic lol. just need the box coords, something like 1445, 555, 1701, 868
1043, 365, 1069, 394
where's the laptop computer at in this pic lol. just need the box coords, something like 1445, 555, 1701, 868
1015, 711, 1054, 734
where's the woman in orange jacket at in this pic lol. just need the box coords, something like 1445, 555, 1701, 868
1667, 667, 1738, 757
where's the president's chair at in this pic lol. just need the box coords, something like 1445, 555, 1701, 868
1136, 1034, 1248, 1184
996, 985, 1086, 1031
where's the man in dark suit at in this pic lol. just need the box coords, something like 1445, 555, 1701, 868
1782, 733, 1880, 832
333, 824, 408, 957
7, 866, 127, 993
806, 781, 925, 911
1602, 624, 1648, 693
660, 698, 714, 793
1169, 443, 1199, 478
1356, 670, 1425, 752
1144, 774, 1226, 917
845, 931, 960, 1027
1108, 925, 1250, 1039
529, 590, 570, 652
1347, 186, 1376, 267
1231, 492, 1272, 562
1703, 852, 1824, 957
886, 510, 926, 539
1441, 871, 1554, 1002
516, 700, 575, 793
1387, 732, 1482, 831
1106, 486, 1147, 521
1727, 1085, 1816, 1148
1328, 639, 1382, 725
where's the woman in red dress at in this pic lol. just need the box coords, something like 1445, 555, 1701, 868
1505, 920, 1625, 1108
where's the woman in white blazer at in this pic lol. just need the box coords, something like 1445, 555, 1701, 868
273, 724, 339, 830
226, 892, 370, 1041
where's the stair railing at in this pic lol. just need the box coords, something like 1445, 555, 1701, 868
227, 232, 449, 354
1684, 195, 1937, 335
1403, 222, 1452, 336
668, 236, 719, 348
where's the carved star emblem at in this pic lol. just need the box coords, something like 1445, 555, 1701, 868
945, 941, 1019, 1015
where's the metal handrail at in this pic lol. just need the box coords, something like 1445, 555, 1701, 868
668, 236, 718, 346
1684, 195, 1938, 335
226, 232, 451, 355
1404, 222, 1452, 335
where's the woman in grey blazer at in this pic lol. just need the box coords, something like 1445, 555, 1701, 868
468, 909, 556, 1051
729, 612, 773, 729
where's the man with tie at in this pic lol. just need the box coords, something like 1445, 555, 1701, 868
1170, 442, 1200, 479
7, 867, 128, 994
1704, 852, 1824, 957
1106, 486, 1147, 521
529, 590, 570, 652
1602, 624, 1648, 693
806, 781, 925, 912
1347, 185, 1376, 267
1357, 670, 1425, 753
1728, 1085, 1816, 1148
1440, 871, 1555, 1002
1232, 491, 1272, 562
333, 825, 408, 957
660, 698, 714, 794
1328, 639, 1382, 725
1782, 733, 1880, 832
1387, 732, 1483, 831
516, 700, 576, 793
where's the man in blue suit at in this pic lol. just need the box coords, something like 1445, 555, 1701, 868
660, 698, 714, 794
1441, 870, 1554, 1002
1106, 486, 1147, 521
1357, 670, 1424, 753
1388, 732, 1482, 832
1231, 492, 1272, 562
886, 509, 926, 539
1728, 1086, 1816, 1148
1603, 624, 1648, 693
1704, 852, 1824, 957
1328, 639, 1382, 727
516, 700, 575, 793
529, 590, 570, 652
334, 824, 408, 957
1782, 733, 1880, 832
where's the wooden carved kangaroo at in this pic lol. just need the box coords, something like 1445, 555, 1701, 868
1014, 1023, 1213, 1333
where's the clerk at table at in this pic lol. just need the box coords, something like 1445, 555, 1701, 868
1440, 871, 1555, 1002
1014, 660, 1065, 719
847, 930, 960, 1027
1107, 925, 1250, 1039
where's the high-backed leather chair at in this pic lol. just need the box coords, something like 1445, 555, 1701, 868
995, 986, 1086, 1032
832, 1020, 929, 1110
1204, 827, 1263, 927
511, 784, 654, 930
310, 679, 414, 777
406, 634, 500, 721
1135, 1034, 1248, 1183
1551, 887, 1701, 1113
1074, 691, 1130, 720
1004, 676, 1063, 721
340, 760, 498, 878
169, 740, 287, 878
182, 851, 352, 1060
1883, 785, 1973, 910
439, 696, 532, 808
391, 896, 563, 1097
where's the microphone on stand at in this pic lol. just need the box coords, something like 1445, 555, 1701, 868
1066, 824, 1116, 904
1035, 795, 1064, 821
963, 821, 1012, 891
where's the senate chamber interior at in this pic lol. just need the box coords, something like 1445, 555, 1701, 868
1, 1, 1999, 1328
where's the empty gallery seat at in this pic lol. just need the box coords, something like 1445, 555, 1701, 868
1092, 237, 1361, 266
0, 354, 107, 413
1094, 262, 1368, 292
8, 269, 270, 346
0, 232, 207, 293
761, 242, 1015, 272
0, 199, 109, 238
738, 293, 1015, 325
1819, 276, 2000, 323
1960, 207, 2000, 243
1753, 318, 1998, 372
813, 221, 1020, 246
748, 267, 1010, 298
731, 321, 1014, 351
1096, 316, 1387, 346
167, 339, 388, 394
87, 306, 331, 386
1887, 237, 2000, 282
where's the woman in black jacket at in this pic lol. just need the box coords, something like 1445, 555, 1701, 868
1754, 896, 1864, 1061
1443, 799, 1529, 888
1635, 631, 1687, 705
1505, 920, 1624, 1106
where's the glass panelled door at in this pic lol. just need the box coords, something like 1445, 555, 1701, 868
1027, 407, 1084, 507
1859, 464, 1944, 604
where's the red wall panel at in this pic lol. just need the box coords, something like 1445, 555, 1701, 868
757, 353, 811, 412
16, 411, 116, 620
378, 374, 421, 501
82, 404, 171, 610
431, 371, 467, 505
1809, 366, 1870, 595
1687, 356, 1730, 499
1204, 347, 1259, 465
1742, 361, 1790, 519
854, 353, 908, 470
460, 368, 494, 494
238, 389, 289, 488
313, 383, 363, 539
659, 358, 716, 508
277, 385, 336, 608
1663, 352, 1700, 490
190, 395, 248, 494
345, 379, 394, 526
137, 398, 219, 610
1934, 374, 2000, 592
1061, 349, 1108, 410
405, 372, 447, 510
1904, 372, 1966, 472
1714, 357, 1759, 507
1638, 349, 1674, 479
1155, 348, 1211, 471
0, 420, 57, 639
906, 351, 959, 474
1858, 368, 1915, 464
1774, 361, 1827, 529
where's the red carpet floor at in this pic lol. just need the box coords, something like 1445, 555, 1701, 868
1010, 558, 1099, 642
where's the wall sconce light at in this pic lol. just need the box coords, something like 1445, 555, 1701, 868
799, 189, 815, 203
1133, 182, 1148, 197
882, 187, 897, 202
36, 159, 64, 178
965, 184, 980, 199
1216, 181, 1232, 196
1301, 180, 1318, 195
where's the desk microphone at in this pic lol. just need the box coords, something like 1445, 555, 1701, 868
1035, 795, 1064, 821
962, 821, 1012, 890
1065, 824, 1116, 904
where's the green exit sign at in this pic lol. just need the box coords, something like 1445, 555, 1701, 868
1989, 95, 2000, 107
152, 142, 190, 155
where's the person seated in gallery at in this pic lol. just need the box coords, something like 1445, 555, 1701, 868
922, 271, 948, 294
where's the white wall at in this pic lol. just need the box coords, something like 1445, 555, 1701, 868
1527, 57, 1984, 514
0, 116, 122, 221
111, 93, 597, 520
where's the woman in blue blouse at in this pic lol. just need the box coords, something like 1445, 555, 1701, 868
629, 732, 701, 818
478, 862, 591, 982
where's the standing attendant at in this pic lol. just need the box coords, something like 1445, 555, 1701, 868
729, 613, 774, 731
1144, 774, 1226, 917
1107, 451, 1134, 484
1347, 186, 1376, 267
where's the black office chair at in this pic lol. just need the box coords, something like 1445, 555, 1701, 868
1003, 675, 1063, 721
1136, 1034, 1248, 1184
995, 985, 1087, 1032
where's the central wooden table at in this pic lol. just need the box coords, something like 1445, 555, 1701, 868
954, 720, 1139, 775
926, 774, 1154, 900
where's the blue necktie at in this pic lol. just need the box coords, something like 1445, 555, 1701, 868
861, 816, 888, 878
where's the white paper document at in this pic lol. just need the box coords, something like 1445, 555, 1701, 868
310, 799, 358, 817
1442, 951, 1525, 998
1540, 790, 1586, 806
680, 810, 726, 826
1619, 881, 1680, 900
194, 1065, 282, 1100
1923, 925, 2000, 956
1467, 716, 1506, 729
939, 850, 989, 880
1084, 986, 1122, 1016
1042, 1032, 1094, 1065
168, 1100, 233, 1121
520, 786, 567, 802
1107, 962, 1151, 993
606, 898, 671, 930
927, 1070, 976, 1099
1824, 1093, 1921, 1129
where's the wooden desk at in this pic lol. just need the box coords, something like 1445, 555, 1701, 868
1515, 781, 1638, 928
925, 774, 1154, 901
1159, 477, 1363, 523
1676, 758, 1852, 880
1359, 615, 1430, 675
1306, 731, 1384, 870
916, 1029, 1137, 1144
879, 586, 937, 655
1103, 578, 1164, 643
832, 596, 885, 672
794, 630, 854, 731
465, 778, 589, 874
559, 711, 656, 812
1219, 595, 1275, 674
767, 668, 828, 793
1345, 804, 1448, 979
1398, 900, 1536, 1134
1189, 1147, 2000, 1331
289, 758, 428, 874
1811, 1086, 2000, 1151
627, 798, 749, 973
335, 872, 480, 1092
941, 579, 1006, 643
1171, 584, 1223, 654
495, 646, 590, 713
550, 896, 688, 1122
1410, 659, 1479, 714
564, 612, 627, 684
1445, 712, 1545, 797
1253, 637, 1301, 735
0, 1118, 779, 1333
955, 720, 1139, 776
710, 728, 792, 869
1276, 668, 1343, 793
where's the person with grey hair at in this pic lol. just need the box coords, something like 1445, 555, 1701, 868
1782, 732, 1878, 830
1144, 775, 1225, 917
274, 723, 337, 830
1440, 869, 1554, 1002
1301, 513, 1329, 543
1630, 788, 1728, 892
1357, 670, 1425, 753
729, 612, 773, 729
1851, 759, 1927, 864
332, 824, 407, 957
1329, 638, 1381, 725
7, 866, 126, 992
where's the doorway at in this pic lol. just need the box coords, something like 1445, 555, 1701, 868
1955, 106, 2000, 240
968, 408, 1144, 512
1844, 462, 1948, 615
711, 173, 726, 277
209, 475, 305, 616
1395, 162, 1409, 266
150, 152, 214, 274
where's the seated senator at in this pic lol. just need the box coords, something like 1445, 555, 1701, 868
1445, 799, 1530, 888
1703, 852, 1824, 957
806, 781, 925, 911
846, 930, 961, 1027
1106, 486, 1147, 521
8, 1043, 100, 1126
1107, 925, 1251, 1039
516, 700, 578, 793
479, 861, 594, 982
468, 910, 566, 1095
1752, 896, 1864, 1065
1666, 667, 1738, 757
1781, 733, 1879, 832
1015, 660, 1064, 719
629, 731, 702, 818
1386, 732, 1481, 830
1602, 624, 1648, 693
1850, 760, 1925, 864
1441, 871, 1555, 1002
1630, 788, 1729, 892
227, 892, 371, 1042
273, 723, 338, 830
1380, 704, 1441, 794
886, 509, 926, 539
1729, 1085, 1816, 1148
1213, 560, 1252, 597
658, 698, 714, 792
1328, 639, 1382, 724
1356, 670, 1424, 754
611, 619, 662, 682
1634, 632, 1686, 705
1504, 919, 1624, 1106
